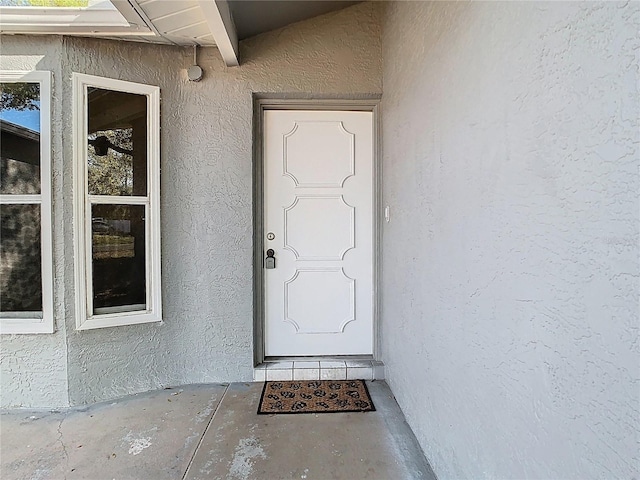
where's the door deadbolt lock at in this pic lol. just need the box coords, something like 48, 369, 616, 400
265, 249, 276, 269
267, 232, 275, 241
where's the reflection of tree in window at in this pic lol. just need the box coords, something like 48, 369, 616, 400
0, 82, 39, 111
88, 128, 134, 196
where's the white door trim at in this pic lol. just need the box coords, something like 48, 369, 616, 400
252, 96, 382, 365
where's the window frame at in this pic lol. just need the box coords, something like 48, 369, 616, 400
72, 73, 161, 330
0, 70, 54, 334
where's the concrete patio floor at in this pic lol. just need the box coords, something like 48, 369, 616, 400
1, 381, 436, 480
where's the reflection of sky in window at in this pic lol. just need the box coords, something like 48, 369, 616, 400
0, 107, 40, 133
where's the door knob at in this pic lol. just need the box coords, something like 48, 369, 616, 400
265, 249, 276, 269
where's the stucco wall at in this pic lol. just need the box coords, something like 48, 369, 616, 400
381, 2, 639, 479
0, 37, 69, 408
0, 2, 382, 407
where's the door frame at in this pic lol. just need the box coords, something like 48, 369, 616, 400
252, 95, 382, 366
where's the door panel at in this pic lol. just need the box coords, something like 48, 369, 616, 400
264, 110, 373, 356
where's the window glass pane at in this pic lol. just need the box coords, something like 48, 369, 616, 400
0, 204, 42, 314
91, 204, 146, 314
87, 88, 147, 196
0, 82, 41, 195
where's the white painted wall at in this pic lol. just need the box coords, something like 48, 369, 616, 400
0, 2, 382, 407
381, 2, 639, 479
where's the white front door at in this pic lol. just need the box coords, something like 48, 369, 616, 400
263, 110, 374, 356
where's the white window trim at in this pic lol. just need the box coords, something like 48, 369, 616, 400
0, 70, 54, 334
73, 73, 161, 331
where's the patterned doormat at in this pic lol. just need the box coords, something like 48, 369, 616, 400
257, 380, 375, 414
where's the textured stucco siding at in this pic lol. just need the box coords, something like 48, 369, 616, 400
0, 37, 69, 408
381, 2, 639, 479
0, 2, 382, 407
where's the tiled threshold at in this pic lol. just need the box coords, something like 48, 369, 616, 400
253, 360, 384, 382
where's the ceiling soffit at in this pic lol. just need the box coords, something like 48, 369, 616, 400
0, 0, 361, 67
